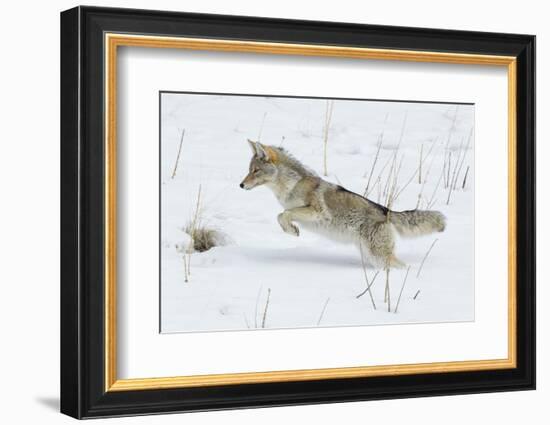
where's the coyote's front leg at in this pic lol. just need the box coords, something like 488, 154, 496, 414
277, 206, 319, 237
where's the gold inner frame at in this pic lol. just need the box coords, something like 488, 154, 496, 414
104, 33, 517, 392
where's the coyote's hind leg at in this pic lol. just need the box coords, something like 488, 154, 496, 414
360, 222, 405, 269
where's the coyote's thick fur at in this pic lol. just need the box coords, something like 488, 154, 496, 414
240, 141, 446, 268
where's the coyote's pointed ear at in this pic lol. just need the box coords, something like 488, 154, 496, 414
257, 143, 278, 163
254, 142, 268, 160
247, 139, 258, 154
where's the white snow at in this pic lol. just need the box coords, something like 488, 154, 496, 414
160, 93, 475, 333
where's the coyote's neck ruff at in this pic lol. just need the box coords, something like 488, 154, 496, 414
240, 141, 446, 269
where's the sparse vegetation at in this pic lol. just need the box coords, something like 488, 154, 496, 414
181, 185, 227, 282
184, 222, 227, 253
363, 128, 385, 193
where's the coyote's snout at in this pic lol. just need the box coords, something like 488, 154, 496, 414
241, 140, 446, 269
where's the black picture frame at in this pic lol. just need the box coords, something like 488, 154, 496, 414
61, 5, 535, 419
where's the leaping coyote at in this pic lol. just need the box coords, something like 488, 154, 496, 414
240, 140, 445, 268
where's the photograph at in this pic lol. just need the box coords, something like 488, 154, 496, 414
160, 92, 475, 333
58, 5, 536, 419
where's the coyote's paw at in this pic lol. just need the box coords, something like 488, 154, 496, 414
285, 224, 300, 237
278, 213, 300, 237
388, 255, 406, 269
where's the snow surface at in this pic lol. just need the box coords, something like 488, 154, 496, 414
160, 93, 475, 333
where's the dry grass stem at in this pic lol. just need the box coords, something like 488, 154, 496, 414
384, 152, 405, 210
445, 151, 452, 189
462, 165, 470, 190
381, 115, 407, 201
183, 248, 189, 283
416, 239, 439, 279
416, 163, 431, 209
427, 167, 445, 209
443, 153, 448, 189
261, 288, 272, 328
446, 151, 460, 204
446, 132, 471, 204
385, 268, 391, 312
419, 143, 423, 184
394, 266, 411, 313
323, 100, 335, 176
356, 271, 380, 300
254, 286, 263, 328
364, 132, 384, 192
171, 128, 186, 179
416, 143, 440, 208
317, 297, 331, 326
185, 184, 202, 277
394, 138, 437, 201
358, 242, 377, 309
367, 154, 392, 198
452, 127, 473, 191
376, 176, 383, 203
442, 107, 458, 189
257, 112, 267, 141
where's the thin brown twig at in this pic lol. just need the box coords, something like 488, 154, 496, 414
427, 167, 445, 209
452, 127, 473, 191
367, 154, 392, 198
364, 133, 384, 192
385, 268, 391, 312
462, 165, 470, 190
261, 288, 271, 328
356, 271, 380, 300
171, 128, 186, 179
382, 115, 407, 200
323, 100, 335, 176
416, 239, 439, 279
317, 297, 331, 326
257, 112, 267, 141
394, 266, 411, 313
443, 106, 459, 190
447, 135, 467, 204
419, 144, 423, 184
445, 151, 452, 189
416, 142, 439, 208
358, 242, 377, 309
385, 152, 405, 212
254, 285, 263, 328
186, 184, 202, 277
183, 248, 189, 283
394, 138, 437, 201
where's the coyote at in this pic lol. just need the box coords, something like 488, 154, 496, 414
240, 141, 445, 268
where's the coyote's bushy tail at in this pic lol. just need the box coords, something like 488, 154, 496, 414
389, 210, 446, 237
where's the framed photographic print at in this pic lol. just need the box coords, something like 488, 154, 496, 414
60, 6, 535, 419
